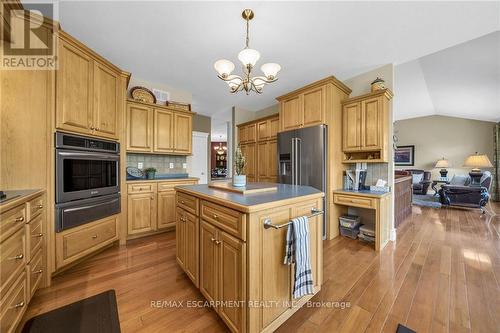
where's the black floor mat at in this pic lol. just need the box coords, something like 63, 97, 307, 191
396, 323, 417, 333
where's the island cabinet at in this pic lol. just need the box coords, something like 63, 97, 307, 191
175, 185, 324, 333
56, 31, 128, 140
126, 100, 193, 155
341, 89, 393, 162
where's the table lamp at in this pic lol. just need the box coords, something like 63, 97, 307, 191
434, 158, 450, 178
463, 152, 493, 186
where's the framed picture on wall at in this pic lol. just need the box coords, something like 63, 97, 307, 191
395, 145, 415, 166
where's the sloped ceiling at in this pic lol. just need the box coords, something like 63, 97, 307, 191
394, 31, 500, 122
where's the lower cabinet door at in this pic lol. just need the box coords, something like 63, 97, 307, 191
157, 190, 176, 229
184, 211, 199, 287
199, 221, 218, 304
127, 193, 156, 235
175, 207, 186, 268
218, 231, 246, 333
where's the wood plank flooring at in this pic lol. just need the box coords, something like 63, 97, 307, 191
23, 205, 499, 332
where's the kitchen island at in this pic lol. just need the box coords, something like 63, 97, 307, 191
175, 183, 324, 333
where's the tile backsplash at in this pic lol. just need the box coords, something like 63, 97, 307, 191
126, 153, 187, 174
347, 163, 389, 186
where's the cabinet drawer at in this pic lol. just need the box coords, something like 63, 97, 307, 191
0, 228, 25, 299
127, 183, 156, 194
26, 214, 44, 262
0, 272, 27, 333
201, 201, 245, 241
0, 205, 26, 243
334, 194, 374, 209
177, 192, 198, 216
56, 216, 117, 269
158, 180, 197, 192
27, 194, 45, 221
27, 248, 43, 301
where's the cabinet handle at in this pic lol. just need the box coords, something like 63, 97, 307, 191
34, 269, 43, 275
211, 237, 216, 242
92, 235, 98, 239
12, 301, 24, 309
37, 204, 43, 209
181, 200, 185, 204
34, 233, 43, 238
90, 126, 95, 130
213, 214, 218, 220
15, 216, 24, 222
215, 240, 221, 245
10, 254, 23, 260
151, 196, 154, 200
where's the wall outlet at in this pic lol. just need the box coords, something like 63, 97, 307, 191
138, 162, 144, 169
182, 163, 187, 169
169, 163, 174, 169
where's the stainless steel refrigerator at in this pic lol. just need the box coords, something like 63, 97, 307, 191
278, 124, 327, 238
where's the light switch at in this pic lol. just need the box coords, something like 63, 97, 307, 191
169, 163, 174, 169
182, 163, 187, 169
138, 162, 143, 169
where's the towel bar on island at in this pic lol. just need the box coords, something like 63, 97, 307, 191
263, 208, 324, 229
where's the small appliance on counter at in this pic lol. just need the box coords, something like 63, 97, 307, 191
345, 163, 368, 191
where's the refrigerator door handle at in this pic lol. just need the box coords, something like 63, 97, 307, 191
296, 138, 301, 185
291, 138, 295, 185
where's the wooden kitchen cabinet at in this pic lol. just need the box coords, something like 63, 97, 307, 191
126, 100, 193, 155
341, 89, 393, 162
280, 95, 303, 131
256, 139, 278, 182
127, 192, 157, 235
56, 32, 126, 140
240, 143, 256, 182
157, 190, 176, 229
176, 207, 198, 286
199, 220, 218, 301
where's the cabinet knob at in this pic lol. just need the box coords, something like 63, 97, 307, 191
151, 196, 154, 200
213, 214, 218, 220
37, 204, 43, 209
34, 269, 43, 275
15, 216, 24, 222
181, 200, 185, 204
92, 235, 98, 239
215, 240, 221, 245
12, 301, 24, 309
11, 253, 23, 260
139, 188, 143, 191
34, 233, 43, 238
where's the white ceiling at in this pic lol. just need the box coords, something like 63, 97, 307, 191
394, 31, 500, 122
31, 1, 500, 119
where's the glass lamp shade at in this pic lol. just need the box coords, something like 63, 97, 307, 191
252, 77, 267, 91
463, 153, 493, 169
434, 158, 450, 168
214, 59, 235, 77
260, 63, 281, 79
225, 75, 242, 90
238, 48, 260, 67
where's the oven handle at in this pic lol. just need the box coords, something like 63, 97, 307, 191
62, 198, 120, 213
57, 151, 119, 161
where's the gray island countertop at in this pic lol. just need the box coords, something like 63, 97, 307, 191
175, 183, 324, 213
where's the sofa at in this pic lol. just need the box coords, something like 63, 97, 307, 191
438, 171, 492, 212
404, 169, 432, 195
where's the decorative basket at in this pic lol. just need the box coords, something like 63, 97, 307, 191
166, 100, 191, 111
130, 86, 156, 104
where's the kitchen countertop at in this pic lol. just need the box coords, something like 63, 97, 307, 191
176, 183, 324, 213
0, 189, 44, 212
333, 189, 391, 198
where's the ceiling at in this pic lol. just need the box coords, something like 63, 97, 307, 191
394, 31, 500, 122
31, 1, 499, 120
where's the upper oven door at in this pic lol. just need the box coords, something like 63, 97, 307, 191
56, 149, 120, 203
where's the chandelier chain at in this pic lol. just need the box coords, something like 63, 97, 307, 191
245, 16, 250, 48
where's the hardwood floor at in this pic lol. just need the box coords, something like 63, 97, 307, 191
23, 205, 499, 333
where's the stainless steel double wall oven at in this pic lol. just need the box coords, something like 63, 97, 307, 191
55, 132, 120, 232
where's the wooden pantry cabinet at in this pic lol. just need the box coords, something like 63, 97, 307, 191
341, 89, 393, 162
126, 179, 198, 239
126, 100, 193, 155
56, 31, 128, 140
237, 114, 279, 183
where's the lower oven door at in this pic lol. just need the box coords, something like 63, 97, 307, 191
56, 149, 120, 203
55, 193, 121, 232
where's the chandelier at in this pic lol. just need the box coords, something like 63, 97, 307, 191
214, 9, 281, 95
214, 142, 227, 155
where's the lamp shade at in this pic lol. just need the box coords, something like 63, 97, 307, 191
260, 63, 281, 79
434, 158, 450, 168
214, 59, 235, 77
463, 153, 493, 168
238, 48, 260, 67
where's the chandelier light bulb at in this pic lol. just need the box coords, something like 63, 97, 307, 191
238, 48, 260, 67
260, 63, 281, 80
214, 59, 235, 78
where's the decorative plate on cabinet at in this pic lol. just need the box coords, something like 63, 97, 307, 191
130, 86, 156, 104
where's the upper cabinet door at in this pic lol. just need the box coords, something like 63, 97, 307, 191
238, 126, 247, 144
56, 39, 93, 135
269, 117, 279, 139
154, 109, 174, 153
257, 120, 269, 141
281, 95, 303, 131
342, 102, 361, 151
361, 97, 382, 150
173, 113, 192, 154
127, 103, 152, 152
246, 123, 257, 143
257, 141, 268, 180
244, 143, 256, 178
268, 139, 278, 181
93, 61, 120, 139
302, 86, 325, 127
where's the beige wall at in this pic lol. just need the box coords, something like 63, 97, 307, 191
344, 64, 394, 96
127, 76, 192, 104
255, 104, 279, 118
394, 115, 496, 180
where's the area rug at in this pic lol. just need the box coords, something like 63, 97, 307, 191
412, 194, 442, 208
22, 290, 120, 333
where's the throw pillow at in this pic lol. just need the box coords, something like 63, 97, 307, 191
450, 175, 468, 186
412, 173, 423, 184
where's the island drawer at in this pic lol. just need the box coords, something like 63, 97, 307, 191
26, 214, 44, 262
177, 192, 199, 216
334, 194, 374, 209
0, 228, 26, 300
127, 183, 157, 194
0, 272, 27, 333
27, 194, 45, 221
27, 248, 43, 301
201, 201, 245, 241
0, 205, 26, 243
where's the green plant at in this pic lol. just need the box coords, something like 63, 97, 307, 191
234, 145, 246, 176
144, 167, 157, 173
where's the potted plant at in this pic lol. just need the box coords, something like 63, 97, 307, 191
144, 167, 157, 180
233, 145, 246, 187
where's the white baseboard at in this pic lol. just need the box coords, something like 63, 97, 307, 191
390, 228, 397, 242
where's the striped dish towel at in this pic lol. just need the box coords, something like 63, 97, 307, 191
284, 216, 314, 299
